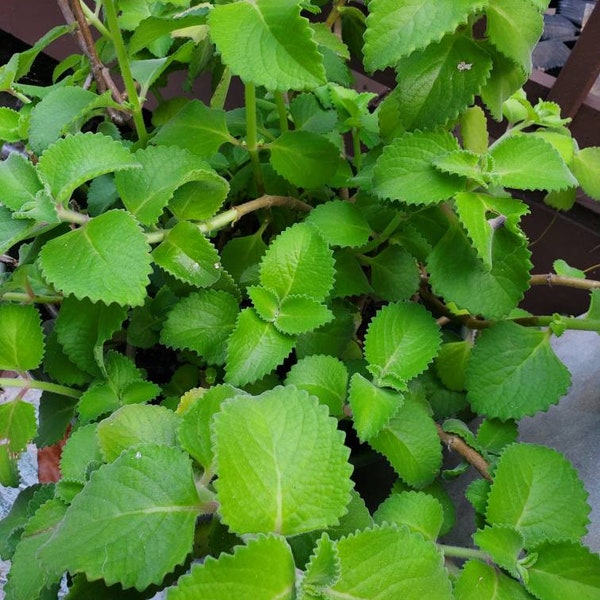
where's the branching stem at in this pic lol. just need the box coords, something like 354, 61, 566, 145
244, 82, 265, 194
529, 273, 600, 290
0, 378, 81, 399
436, 423, 492, 482
274, 91, 289, 133
438, 544, 491, 561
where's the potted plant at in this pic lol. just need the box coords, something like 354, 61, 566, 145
1, 0, 600, 598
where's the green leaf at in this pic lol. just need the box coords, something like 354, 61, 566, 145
0, 399, 37, 454
363, 0, 486, 72
59, 423, 103, 483
489, 134, 577, 191
373, 130, 465, 204
36, 393, 78, 447
97, 404, 180, 462
285, 354, 348, 417
36, 133, 139, 204
225, 308, 295, 386
304, 200, 371, 247
220, 230, 267, 289
453, 192, 497, 267
301, 533, 340, 594
474, 525, 524, 578
0, 152, 43, 211
554, 258, 586, 279
325, 524, 452, 599
260, 222, 335, 301
454, 560, 535, 600
545, 187, 577, 211
54, 297, 127, 378
369, 394, 442, 488
0, 107, 21, 142
152, 221, 222, 287
373, 491, 444, 541
289, 93, 337, 134
0, 303, 44, 371
363, 301, 441, 390
161, 290, 239, 366
213, 386, 352, 535
332, 249, 372, 298
369, 245, 420, 302
435, 341, 471, 391
486, 0, 543, 72
525, 542, 600, 600
38, 445, 201, 591
273, 295, 334, 335
384, 36, 492, 132
476, 418, 518, 455
571, 147, 600, 200
168, 534, 296, 600
167, 173, 230, 221
269, 131, 339, 188
486, 443, 590, 547
29, 87, 115, 154
348, 373, 403, 441
39, 210, 152, 306
208, 0, 326, 91
466, 322, 571, 419
460, 105, 489, 154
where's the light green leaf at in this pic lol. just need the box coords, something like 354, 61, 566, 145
220, 230, 267, 289
363, 301, 441, 390
373, 491, 444, 541
326, 524, 452, 599
225, 308, 295, 386
0, 303, 44, 371
369, 245, 420, 302
490, 134, 577, 191
36, 133, 139, 204
213, 386, 352, 535
433, 150, 491, 187
0, 152, 43, 211
453, 192, 496, 267
273, 295, 333, 335
39, 210, 152, 306
168, 534, 296, 600
285, 354, 348, 417
348, 373, 403, 441
435, 341, 471, 391
460, 105, 489, 154
289, 93, 337, 134
302, 533, 340, 594
208, 0, 326, 90
59, 423, 103, 483
0, 399, 37, 454
38, 445, 201, 591
373, 130, 465, 204
454, 560, 535, 600
152, 221, 222, 287
161, 290, 239, 366
97, 404, 180, 462
466, 322, 571, 419
525, 542, 600, 600
248, 285, 279, 322
486, 0, 544, 72
0, 209, 43, 255
0, 107, 21, 142
474, 525, 524, 578
554, 258, 586, 279
384, 36, 492, 131
269, 130, 339, 189
486, 443, 590, 547
476, 418, 518, 455
369, 395, 442, 488
544, 188, 577, 211
363, 0, 487, 72
151, 100, 231, 159
260, 222, 335, 301
571, 147, 600, 200
332, 249, 372, 298
304, 200, 371, 247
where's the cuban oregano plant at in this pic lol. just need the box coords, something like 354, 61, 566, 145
1, 0, 600, 598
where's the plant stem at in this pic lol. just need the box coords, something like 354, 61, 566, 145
102, 0, 148, 143
436, 423, 492, 482
55, 205, 90, 225
358, 213, 404, 254
325, 0, 346, 29
274, 91, 289, 132
513, 315, 600, 332
0, 378, 81, 399
530, 273, 600, 290
79, 0, 112, 39
244, 82, 264, 194
0, 292, 62, 304
352, 128, 362, 170
438, 544, 491, 561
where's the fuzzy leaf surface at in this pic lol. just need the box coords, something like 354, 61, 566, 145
36, 133, 139, 204
364, 302, 441, 390
168, 534, 295, 600
0, 153, 43, 211
38, 445, 200, 591
369, 245, 420, 302
435, 341, 471, 391
454, 560, 535, 599
466, 322, 571, 419
273, 295, 333, 335
59, 423, 103, 483
0, 304, 44, 371
363, 0, 487, 72
213, 387, 352, 535
208, 0, 326, 90
473, 525, 524, 578
571, 147, 600, 200
301, 533, 340, 595
0, 399, 37, 454
305, 199, 371, 247
39, 210, 152, 306
373, 130, 464, 204
486, 444, 590, 547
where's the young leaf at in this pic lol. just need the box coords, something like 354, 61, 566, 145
272, 295, 333, 335
38, 445, 201, 591
0, 303, 44, 371
571, 147, 600, 200
435, 341, 471, 391
369, 245, 420, 302
269, 130, 339, 188
474, 524, 524, 578
59, 423, 103, 483
0, 399, 37, 454
168, 534, 296, 600
460, 105, 489, 154
0, 152, 43, 211
325, 524, 452, 599
373, 490, 445, 541
476, 418, 518, 455
152, 221, 222, 287
466, 322, 571, 419
486, 443, 590, 547
0, 106, 20, 142
301, 533, 341, 595
363, 0, 486, 72
39, 210, 152, 306
285, 354, 348, 417
220, 230, 267, 288
208, 0, 326, 91
454, 560, 535, 600
259, 222, 335, 301
304, 199, 371, 248
36, 132, 139, 204
372, 130, 465, 204
363, 302, 441, 390
213, 387, 352, 535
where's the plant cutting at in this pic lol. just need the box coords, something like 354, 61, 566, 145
1, 0, 600, 597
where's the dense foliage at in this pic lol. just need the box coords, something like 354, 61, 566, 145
1, 0, 600, 598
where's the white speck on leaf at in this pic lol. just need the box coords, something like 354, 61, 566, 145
135, 451, 142, 459
457, 62, 472, 71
